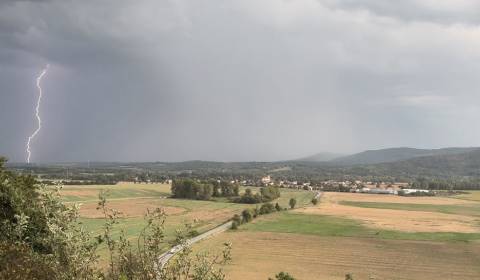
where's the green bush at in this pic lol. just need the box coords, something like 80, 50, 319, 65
269, 272, 296, 280
275, 203, 282, 211
242, 209, 254, 223
259, 203, 276, 215
289, 198, 297, 209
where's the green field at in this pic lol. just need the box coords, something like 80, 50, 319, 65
58, 183, 313, 264
339, 201, 480, 217
241, 211, 480, 242
58, 183, 171, 202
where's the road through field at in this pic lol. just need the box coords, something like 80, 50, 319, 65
158, 220, 233, 268
159, 190, 320, 267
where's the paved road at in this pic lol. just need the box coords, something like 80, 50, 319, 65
159, 190, 322, 268
158, 220, 233, 268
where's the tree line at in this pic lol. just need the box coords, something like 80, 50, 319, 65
233, 186, 281, 204
171, 179, 239, 200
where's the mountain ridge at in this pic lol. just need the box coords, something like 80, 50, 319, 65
316, 147, 480, 165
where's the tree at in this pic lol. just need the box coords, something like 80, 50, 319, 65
231, 214, 241, 229
311, 198, 318, 205
241, 209, 253, 223
275, 203, 282, 211
259, 203, 276, 215
289, 198, 297, 209
0, 157, 99, 279
260, 186, 281, 202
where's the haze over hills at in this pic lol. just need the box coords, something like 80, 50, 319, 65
296, 152, 345, 162
373, 148, 480, 178
6, 146, 480, 181
313, 147, 480, 165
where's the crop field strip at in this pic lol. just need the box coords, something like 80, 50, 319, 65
193, 231, 480, 280
339, 201, 480, 217
241, 212, 480, 241
299, 192, 480, 233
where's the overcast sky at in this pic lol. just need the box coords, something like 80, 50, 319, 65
1, 0, 480, 162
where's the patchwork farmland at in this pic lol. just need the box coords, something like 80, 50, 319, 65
193, 191, 480, 280
57, 182, 314, 264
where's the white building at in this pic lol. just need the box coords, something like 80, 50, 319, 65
261, 175, 271, 184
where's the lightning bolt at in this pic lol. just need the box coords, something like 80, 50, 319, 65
26, 64, 49, 163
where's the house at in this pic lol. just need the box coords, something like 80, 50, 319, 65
261, 175, 271, 184
402, 189, 430, 195
368, 188, 397, 195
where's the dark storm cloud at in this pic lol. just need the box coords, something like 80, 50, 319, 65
1, 0, 480, 162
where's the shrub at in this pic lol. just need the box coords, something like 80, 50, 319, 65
241, 209, 254, 223
259, 203, 276, 215
289, 198, 297, 209
269, 272, 296, 280
231, 214, 241, 230
275, 203, 282, 211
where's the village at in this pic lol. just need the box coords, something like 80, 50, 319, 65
131, 174, 432, 196
253, 175, 431, 196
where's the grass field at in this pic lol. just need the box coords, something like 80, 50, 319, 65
192, 191, 480, 279
242, 211, 480, 242
58, 183, 313, 265
59, 183, 171, 202
339, 201, 480, 217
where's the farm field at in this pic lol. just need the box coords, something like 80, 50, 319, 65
299, 192, 480, 232
194, 231, 480, 280
454, 190, 480, 202
193, 191, 480, 279
57, 183, 314, 262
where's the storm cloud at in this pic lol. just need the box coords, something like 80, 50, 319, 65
1, 0, 480, 162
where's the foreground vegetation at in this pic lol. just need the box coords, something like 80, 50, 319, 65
1, 158, 315, 279
0, 158, 237, 279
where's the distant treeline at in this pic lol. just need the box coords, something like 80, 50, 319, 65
411, 178, 480, 190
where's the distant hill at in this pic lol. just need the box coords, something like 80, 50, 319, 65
331, 147, 480, 165
296, 152, 344, 162
373, 148, 480, 178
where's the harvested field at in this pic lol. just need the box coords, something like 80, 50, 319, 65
297, 192, 480, 233
455, 190, 480, 202
194, 231, 480, 280
325, 192, 472, 205
78, 198, 186, 218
